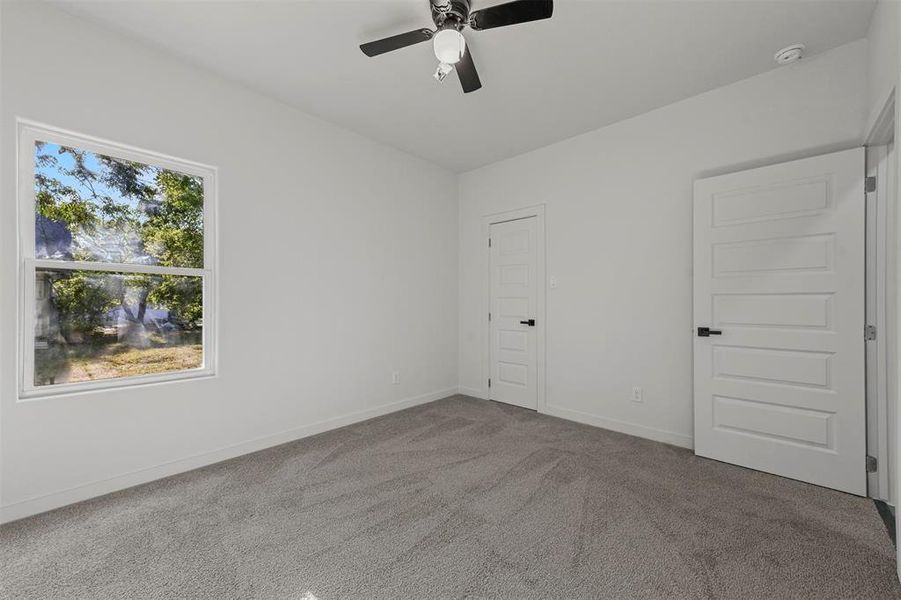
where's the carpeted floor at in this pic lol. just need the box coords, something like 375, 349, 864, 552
2, 394, 899, 599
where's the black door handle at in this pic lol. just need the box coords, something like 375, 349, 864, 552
520, 319, 536, 326
697, 327, 722, 337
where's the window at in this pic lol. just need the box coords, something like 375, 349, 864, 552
18, 122, 216, 397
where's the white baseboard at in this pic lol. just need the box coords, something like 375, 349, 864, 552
0, 387, 457, 524
457, 386, 487, 399
543, 404, 694, 450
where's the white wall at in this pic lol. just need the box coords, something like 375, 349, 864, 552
878, 0, 901, 576
0, 2, 459, 522
458, 41, 869, 448
866, 0, 899, 133
894, 0, 901, 578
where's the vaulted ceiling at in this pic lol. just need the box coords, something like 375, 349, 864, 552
55, 0, 877, 172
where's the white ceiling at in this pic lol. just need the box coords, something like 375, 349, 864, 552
54, 0, 876, 172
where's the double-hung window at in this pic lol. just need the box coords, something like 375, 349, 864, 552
18, 122, 216, 397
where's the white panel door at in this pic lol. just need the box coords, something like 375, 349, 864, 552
490, 217, 538, 409
693, 148, 866, 495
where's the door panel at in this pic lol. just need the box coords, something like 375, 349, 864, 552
693, 148, 866, 495
490, 217, 538, 409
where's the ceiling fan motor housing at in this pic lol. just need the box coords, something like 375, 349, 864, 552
431, 0, 472, 31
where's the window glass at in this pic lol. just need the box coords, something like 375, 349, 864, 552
35, 141, 204, 268
34, 269, 203, 387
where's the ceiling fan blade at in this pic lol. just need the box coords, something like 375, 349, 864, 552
360, 28, 433, 57
456, 46, 482, 93
469, 0, 553, 31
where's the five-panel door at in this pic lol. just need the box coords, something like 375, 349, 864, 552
693, 148, 866, 494
490, 217, 539, 410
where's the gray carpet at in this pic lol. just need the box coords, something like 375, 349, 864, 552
2, 395, 899, 599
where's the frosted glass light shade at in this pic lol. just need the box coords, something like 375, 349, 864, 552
433, 29, 465, 64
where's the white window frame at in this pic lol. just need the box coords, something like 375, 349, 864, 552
17, 120, 218, 399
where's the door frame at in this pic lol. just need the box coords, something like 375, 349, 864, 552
866, 142, 895, 503
865, 90, 897, 504
481, 205, 546, 412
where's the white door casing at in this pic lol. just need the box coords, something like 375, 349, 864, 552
866, 143, 894, 503
693, 147, 866, 495
490, 216, 539, 409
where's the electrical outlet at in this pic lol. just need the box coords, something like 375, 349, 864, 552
631, 386, 643, 403
391, 371, 400, 385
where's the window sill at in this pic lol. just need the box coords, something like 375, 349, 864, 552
18, 368, 218, 402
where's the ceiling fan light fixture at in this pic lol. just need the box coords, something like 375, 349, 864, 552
360, 0, 555, 93
433, 28, 465, 64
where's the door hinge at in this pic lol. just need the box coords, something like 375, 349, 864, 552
488, 378, 491, 388
488, 312, 491, 322
866, 176, 877, 193
488, 237, 492, 248
867, 455, 878, 473
865, 325, 877, 341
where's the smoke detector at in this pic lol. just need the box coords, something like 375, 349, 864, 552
774, 44, 805, 65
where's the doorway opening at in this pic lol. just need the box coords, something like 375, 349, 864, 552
864, 92, 897, 550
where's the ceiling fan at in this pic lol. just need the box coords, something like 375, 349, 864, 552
360, 0, 554, 93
